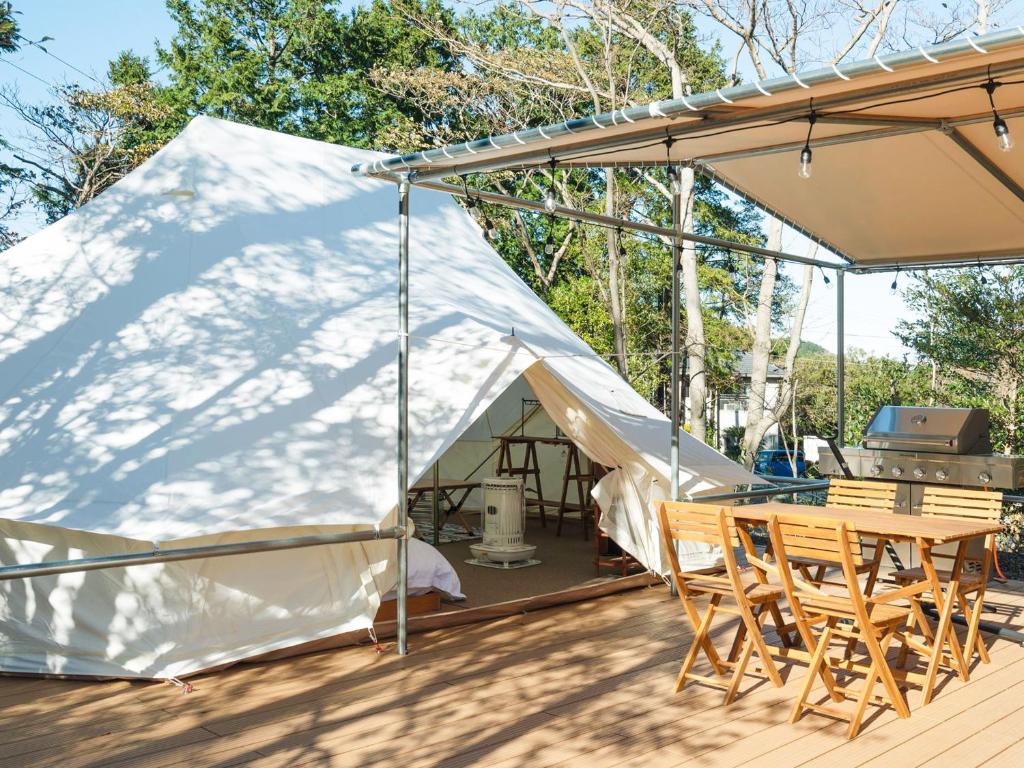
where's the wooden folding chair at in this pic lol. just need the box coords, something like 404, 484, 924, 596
892, 486, 1003, 668
658, 502, 786, 705
790, 479, 897, 597
768, 512, 912, 739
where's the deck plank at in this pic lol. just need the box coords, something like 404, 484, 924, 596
2, 580, 1024, 768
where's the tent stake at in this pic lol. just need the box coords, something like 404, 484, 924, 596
397, 177, 411, 656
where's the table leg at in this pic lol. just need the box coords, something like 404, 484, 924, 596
919, 538, 970, 704
447, 488, 476, 534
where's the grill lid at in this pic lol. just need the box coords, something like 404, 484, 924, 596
861, 406, 991, 455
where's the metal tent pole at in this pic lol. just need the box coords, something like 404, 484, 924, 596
397, 177, 411, 656
836, 270, 846, 445
668, 167, 683, 598
670, 167, 682, 503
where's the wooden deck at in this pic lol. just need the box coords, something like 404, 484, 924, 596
3, 578, 1024, 768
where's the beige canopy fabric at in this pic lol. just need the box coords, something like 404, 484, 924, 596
356, 28, 1024, 269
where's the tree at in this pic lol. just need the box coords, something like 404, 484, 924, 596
790, 351, 932, 447
1, 53, 178, 223
0, 1, 17, 53
897, 267, 1024, 455
384, 0, 784, 416
159, 0, 455, 147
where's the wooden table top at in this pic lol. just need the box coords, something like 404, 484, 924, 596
732, 501, 1002, 544
408, 479, 481, 493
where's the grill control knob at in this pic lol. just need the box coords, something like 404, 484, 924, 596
913, 467, 926, 479
891, 466, 904, 478
936, 468, 950, 482
978, 471, 993, 485
870, 464, 883, 477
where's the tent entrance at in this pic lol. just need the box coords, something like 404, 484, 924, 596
405, 372, 647, 612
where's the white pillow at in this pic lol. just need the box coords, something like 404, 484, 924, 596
382, 537, 465, 601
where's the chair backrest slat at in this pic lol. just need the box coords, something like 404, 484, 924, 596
919, 486, 1003, 563
772, 514, 863, 567
827, 479, 897, 512
658, 501, 747, 602
921, 486, 1002, 522
661, 504, 740, 548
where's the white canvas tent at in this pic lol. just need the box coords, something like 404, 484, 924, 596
0, 117, 754, 679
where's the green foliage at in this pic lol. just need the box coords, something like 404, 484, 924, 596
0, 1, 17, 53
897, 268, 1024, 454
791, 351, 933, 446
159, 0, 454, 147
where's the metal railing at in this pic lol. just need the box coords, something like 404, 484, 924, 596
0, 527, 406, 582
696, 481, 831, 504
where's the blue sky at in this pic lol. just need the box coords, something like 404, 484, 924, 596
1, 1, 913, 358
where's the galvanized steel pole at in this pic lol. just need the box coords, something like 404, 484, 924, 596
670, 168, 682, 503
0, 528, 407, 581
836, 270, 846, 446
397, 177, 411, 655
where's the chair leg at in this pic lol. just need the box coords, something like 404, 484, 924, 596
675, 594, 721, 693
724, 636, 755, 705
847, 628, 897, 739
896, 612, 915, 669
727, 614, 748, 664
863, 626, 910, 720
791, 624, 833, 724
960, 589, 991, 665
746, 607, 785, 689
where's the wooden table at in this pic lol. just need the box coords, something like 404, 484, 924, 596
407, 479, 480, 542
734, 501, 1003, 704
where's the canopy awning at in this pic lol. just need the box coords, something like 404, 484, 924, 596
354, 28, 1024, 270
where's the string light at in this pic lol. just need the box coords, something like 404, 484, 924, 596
666, 165, 683, 195
979, 258, 988, 285
617, 228, 627, 258
799, 108, 817, 179
819, 266, 831, 285
544, 215, 556, 256
665, 138, 683, 194
543, 158, 558, 212
484, 215, 497, 239
984, 78, 1014, 152
891, 266, 900, 292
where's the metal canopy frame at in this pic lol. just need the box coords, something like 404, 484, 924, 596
366, 27, 1024, 654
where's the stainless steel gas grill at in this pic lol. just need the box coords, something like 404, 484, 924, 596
817, 406, 1024, 566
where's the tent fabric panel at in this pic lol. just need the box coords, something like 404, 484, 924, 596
0, 518, 393, 678
0, 118, 544, 539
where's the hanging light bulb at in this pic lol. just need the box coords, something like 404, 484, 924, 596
543, 187, 557, 213
798, 109, 817, 179
985, 79, 1014, 152
618, 230, 627, 258
543, 158, 558, 212
978, 259, 988, 285
994, 115, 1014, 152
891, 267, 900, 293
465, 195, 476, 210
484, 216, 497, 239
798, 145, 813, 179
819, 266, 831, 285
544, 232, 555, 256
667, 165, 683, 195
